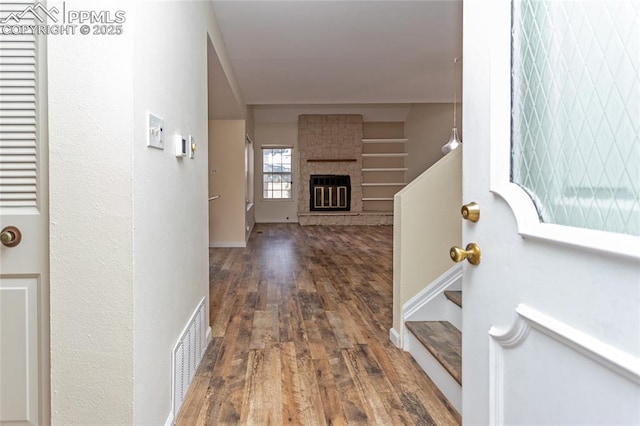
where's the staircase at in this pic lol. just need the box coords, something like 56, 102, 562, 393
404, 287, 463, 413
392, 148, 463, 414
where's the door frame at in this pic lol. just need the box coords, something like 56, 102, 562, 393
37, 27, 51, 426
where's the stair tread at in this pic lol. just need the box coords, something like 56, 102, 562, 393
406, 321, 462, 385
444, 290, 462, 308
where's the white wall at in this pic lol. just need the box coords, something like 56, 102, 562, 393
48, 1, 135, 423
209, 120, 247, 245
393, 148, 462, 338
254, 122, 299, 223
132, 2, 214, 424
405, 103, 460, 183
49, 1, 243, 424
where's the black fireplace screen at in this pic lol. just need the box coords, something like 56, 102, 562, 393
310, 175, 351, 211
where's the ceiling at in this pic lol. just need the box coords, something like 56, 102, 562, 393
211, 0, 463, 106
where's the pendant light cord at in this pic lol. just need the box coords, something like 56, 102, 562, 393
453, 57, 460, 128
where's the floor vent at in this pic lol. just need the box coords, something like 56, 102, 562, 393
172, 298, 208, 419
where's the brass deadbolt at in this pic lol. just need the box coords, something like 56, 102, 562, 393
461, 202, 480, 222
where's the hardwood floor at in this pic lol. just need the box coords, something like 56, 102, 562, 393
176, 224, 461, 425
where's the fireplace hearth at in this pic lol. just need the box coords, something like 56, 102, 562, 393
310, 175, 351, 212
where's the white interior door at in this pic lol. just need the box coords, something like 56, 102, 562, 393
0, 1, 49, 424
462, 0, 640, 424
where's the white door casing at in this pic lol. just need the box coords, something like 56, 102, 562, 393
462, 1, 640, 425
0, 1, 49, 424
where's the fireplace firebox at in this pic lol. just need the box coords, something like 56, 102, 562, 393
310, 175, 351, 211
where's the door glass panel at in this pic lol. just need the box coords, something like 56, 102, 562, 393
511, 0, 640, 236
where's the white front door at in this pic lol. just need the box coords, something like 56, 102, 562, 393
462, 0, 639, 424
0, 1, 49, 424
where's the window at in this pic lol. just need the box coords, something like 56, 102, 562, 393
511, 0, 640, 236
262, 147, 293, 199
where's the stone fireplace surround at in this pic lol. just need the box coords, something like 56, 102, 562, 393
297, 114, 393, 226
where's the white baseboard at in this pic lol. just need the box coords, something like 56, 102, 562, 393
246, 221, 255, 242
389, 328, 401, 348
209, 241, 246, 248
402, 264, 462, 350
164, 410, 175, 426
403, 263, 462, 318
255, 219, 299, 224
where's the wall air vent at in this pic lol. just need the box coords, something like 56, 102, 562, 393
172, 298, 209, 420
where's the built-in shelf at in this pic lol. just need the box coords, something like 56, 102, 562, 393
362, 138, 408, 144
307, 158, 357, 162
362, 168, 408, 172
361, 130, 406, 210
362, 153, 408, 158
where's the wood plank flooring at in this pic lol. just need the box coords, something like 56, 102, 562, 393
176, 224, 461, 425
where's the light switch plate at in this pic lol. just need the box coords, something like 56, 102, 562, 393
147, 112, 164, 150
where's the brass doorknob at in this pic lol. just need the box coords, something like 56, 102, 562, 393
461, 202, 480, 222
1, 226, 22, 248
450, 243, 481, 265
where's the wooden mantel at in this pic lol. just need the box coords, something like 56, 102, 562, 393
307, 159, 357, 163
